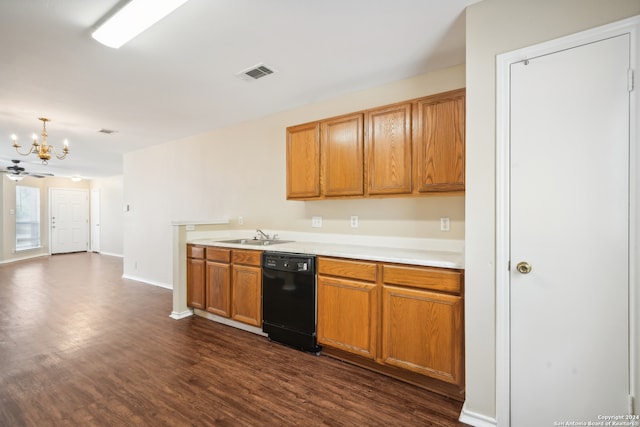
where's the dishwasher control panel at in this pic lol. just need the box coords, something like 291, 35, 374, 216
263, 252, 315, 273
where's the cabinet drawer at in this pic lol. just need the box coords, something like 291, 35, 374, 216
232, 249, 261, 267
187, 245, 205, 259
318, 257, 377, 282
382, 264, 462, 294
206, 247, 231, 263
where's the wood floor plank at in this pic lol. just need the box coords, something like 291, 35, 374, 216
0, 253, 467, 426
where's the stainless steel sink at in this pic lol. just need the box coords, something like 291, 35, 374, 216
219, 238, 294, 246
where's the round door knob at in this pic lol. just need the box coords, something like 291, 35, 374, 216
516, 262, 532, 274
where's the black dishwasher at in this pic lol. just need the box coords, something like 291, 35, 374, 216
262, 252, 321, 353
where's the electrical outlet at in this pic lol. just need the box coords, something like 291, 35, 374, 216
312, 216, 323, 228
350, 215, 359, 228
238, 216, 244, 225
440, 217, 450, 232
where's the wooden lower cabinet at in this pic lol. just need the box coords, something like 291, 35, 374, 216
231, 264, 262, 327
317, 275, 377, 359
230, 249, 262, 327
186, 245, 206, 309
317, 257, 378, 359
317, 255, 464, 396
205, 261, 231, 317
187, 245, 262, 327
381, 285, 463, 385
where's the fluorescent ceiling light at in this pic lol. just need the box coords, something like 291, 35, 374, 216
92, 0, 190, 49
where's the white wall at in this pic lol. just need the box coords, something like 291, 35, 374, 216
123, 65, 466, 288
464, 0, 640, 422
91, 175, 124, 257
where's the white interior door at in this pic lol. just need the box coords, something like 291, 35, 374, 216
51, 188, 89, 254
90, 189, 100, 252
510, 35, 630, 424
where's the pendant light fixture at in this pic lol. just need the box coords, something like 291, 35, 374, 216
11, 117, 69, 164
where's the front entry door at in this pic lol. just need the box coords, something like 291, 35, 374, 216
510, 34, 630, 424
51, 188, 89, 254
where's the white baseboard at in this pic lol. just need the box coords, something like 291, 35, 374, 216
98, 251, 123, 258
0, 252, 49, 264
122, 274, 173, 290
193, 309, 266, 336
459, 402, 497, 427
170, 310, 194, 320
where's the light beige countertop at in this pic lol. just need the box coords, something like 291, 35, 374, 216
188, 236, 464, 270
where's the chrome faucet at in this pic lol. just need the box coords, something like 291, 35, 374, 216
256, 229, 270, 240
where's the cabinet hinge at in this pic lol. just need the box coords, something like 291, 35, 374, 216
629, 395, 635, 415
507, 260, 511, 271
628, 69, 634, 92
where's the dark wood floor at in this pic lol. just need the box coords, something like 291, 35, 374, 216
0, 253, 466, 426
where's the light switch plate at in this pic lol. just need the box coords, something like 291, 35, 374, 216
312, 216, 323, 228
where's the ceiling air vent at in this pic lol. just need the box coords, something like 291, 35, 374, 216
235, 63, 277, 81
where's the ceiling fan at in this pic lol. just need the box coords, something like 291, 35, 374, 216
1, 159, 54, 180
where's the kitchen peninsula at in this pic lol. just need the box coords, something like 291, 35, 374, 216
174, 226, 465, 400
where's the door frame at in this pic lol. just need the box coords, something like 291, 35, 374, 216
495, 16, 640, 425
90, 189, 100, 252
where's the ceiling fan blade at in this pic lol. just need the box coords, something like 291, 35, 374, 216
2, 158, 54, 178
26, 172, 54, 177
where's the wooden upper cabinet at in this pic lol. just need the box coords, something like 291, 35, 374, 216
366, 102, 412, 195
321, 113, 364, 197
414, 88, 465, 192
285, 88, 465, 200
286, 122, 321, 199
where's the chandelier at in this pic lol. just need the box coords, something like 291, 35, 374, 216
11, 117, 69, 164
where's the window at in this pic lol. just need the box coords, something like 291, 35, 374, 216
16, 186, 40, 251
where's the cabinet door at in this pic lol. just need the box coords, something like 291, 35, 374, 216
322, 113, 364, 197
317, 275, 377, 359
205, 261, 231, 317
414, 89, 465, 192
381, 285, 463, 385
186, 257, 205, 309
231, 265, 262, 327
366, 103, 412, 195
286, 122, 321, 199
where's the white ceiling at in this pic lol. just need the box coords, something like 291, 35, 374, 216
0, 0, 478, 179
